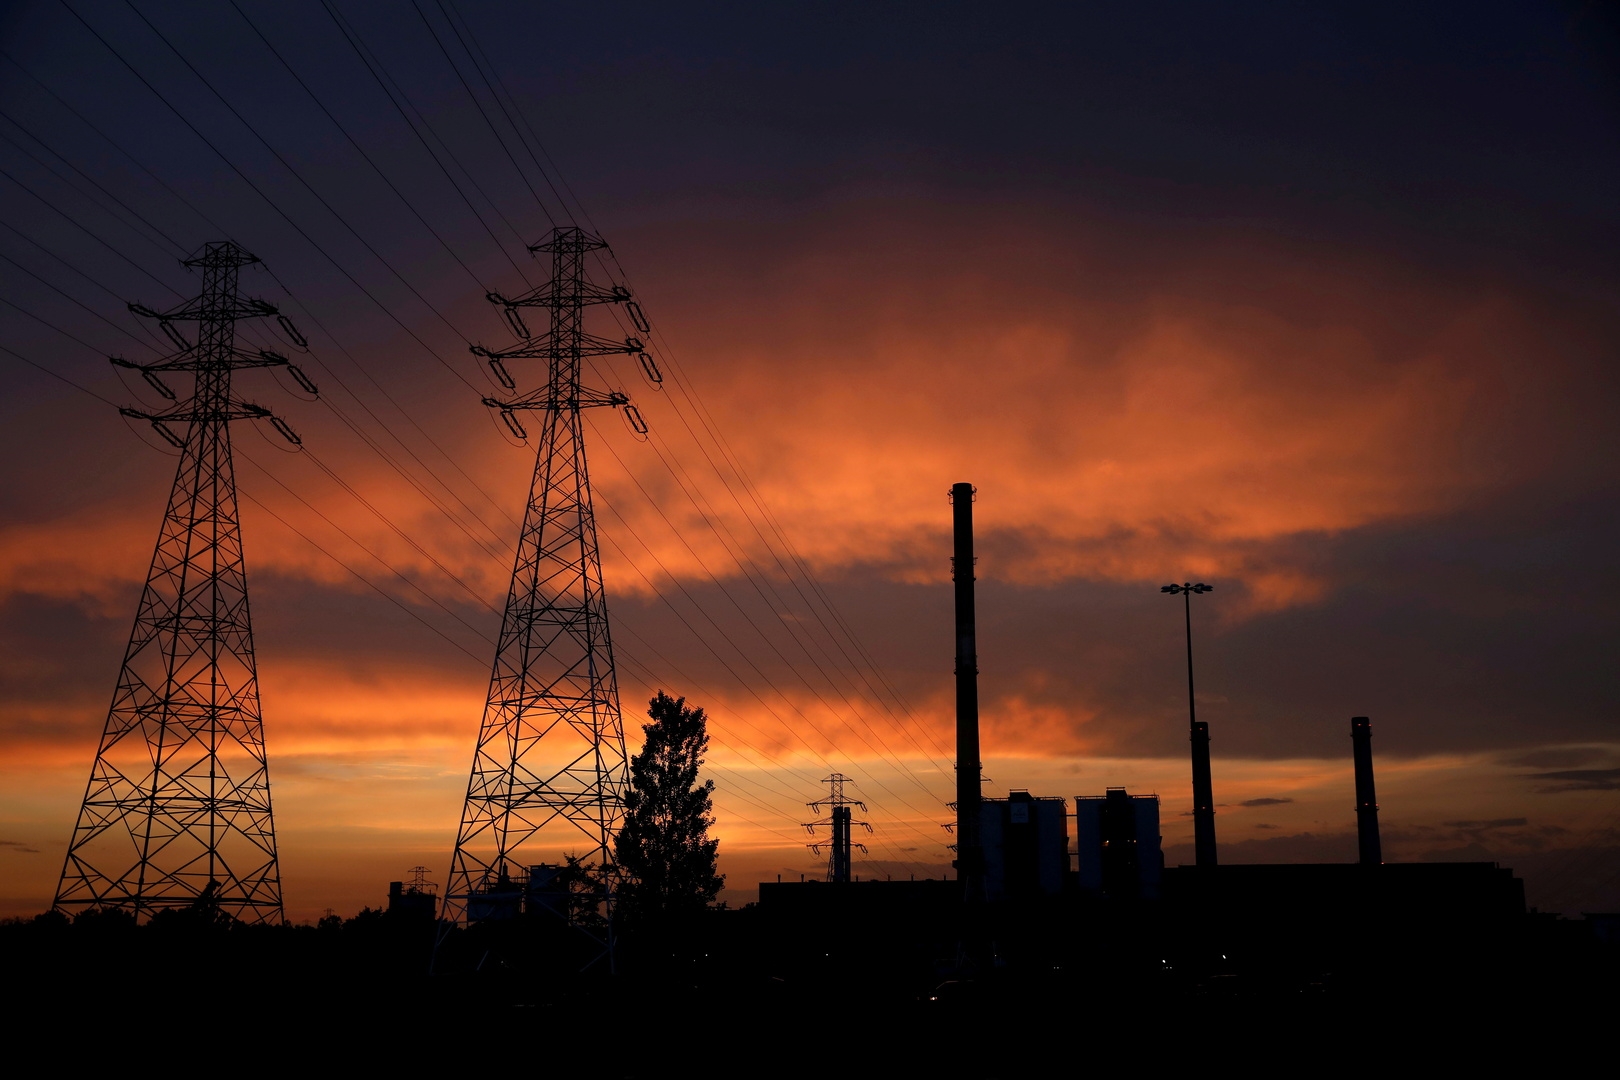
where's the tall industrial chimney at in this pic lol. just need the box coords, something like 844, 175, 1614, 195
951, 483, 983, 904
1351, 715, 1381, 865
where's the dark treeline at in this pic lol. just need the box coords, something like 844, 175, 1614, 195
4, 874, 1617, 1068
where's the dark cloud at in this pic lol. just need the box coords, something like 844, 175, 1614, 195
1253, 823, 1278, 830
1241, 797, 1294, 807
0, 841, 40, 854
1504, 747, 1612, 769
1527, 769, 1620, 793
1442, 818, 1529, 830
1169, 830, 1357, 866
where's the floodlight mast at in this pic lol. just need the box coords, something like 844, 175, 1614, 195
1161, 582, 1217, 867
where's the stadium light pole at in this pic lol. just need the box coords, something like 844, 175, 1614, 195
1162, 582, 1217, 867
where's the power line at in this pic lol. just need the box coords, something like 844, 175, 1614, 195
394, 5, 954, 840
588, 416, 950, 806
121, 0, 483, 353
316, 0, 537, 285
354, 3, 954, 841
226, 0, 493, 296
6, 26, 523, 553
0, 133, 514, 567
0, 110, 186, 260
60, 0, 483, 396
0, 341, 120, 406
405, 0, 559, 227
406, 6, 951, 774
240, 486, 490, 668
19, 5, 953, 859
0, 161, 182, 299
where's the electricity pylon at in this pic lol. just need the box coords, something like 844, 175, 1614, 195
55, 241, 314, 923
804, 773, 871, 883
441, 226, 645, 965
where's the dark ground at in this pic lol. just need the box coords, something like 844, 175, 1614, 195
1, 894, 1613, 1072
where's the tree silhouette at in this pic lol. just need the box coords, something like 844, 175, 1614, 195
614, 692, 724, 936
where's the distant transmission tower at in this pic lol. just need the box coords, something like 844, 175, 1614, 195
442, 226, 646, 961
55, 241, 314, 923
804, 773, 871, 883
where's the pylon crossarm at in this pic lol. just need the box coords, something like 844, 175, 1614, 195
473, 330, 642, 362
130, 296, 278, 323
483, 389, 629, 413
124, 348, 303, 376
487, 281, 629, 308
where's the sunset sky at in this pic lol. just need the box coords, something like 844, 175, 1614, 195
1, 2, 1617, 922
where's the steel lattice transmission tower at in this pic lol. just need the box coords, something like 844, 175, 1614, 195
55, 241, 315, 923
803, 773, 871, 884
442, 226, 647, 950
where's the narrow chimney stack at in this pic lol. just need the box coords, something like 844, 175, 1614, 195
831, 805, 852, 883
951, 483, 983, 904
1351, 715, 1382, 865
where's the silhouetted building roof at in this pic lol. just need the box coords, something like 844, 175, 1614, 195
981, 791, 1068, 901
387, 881, 437, 920
1075, 789, 1163, 901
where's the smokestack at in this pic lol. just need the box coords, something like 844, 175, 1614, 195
831, 805, 852, 884
1351, 716, 1382, 865
951, 483, 983, 903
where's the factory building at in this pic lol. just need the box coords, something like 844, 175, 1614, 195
979, 790, 1068, 901
464, 863, 578, 921
1075, 788, 1164, 900
386, 868, 438, 920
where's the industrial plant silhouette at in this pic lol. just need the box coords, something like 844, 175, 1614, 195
0, 12, 1613, 1049
9, 254, 1612, 1045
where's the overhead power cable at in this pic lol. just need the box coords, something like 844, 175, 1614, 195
316, 0, 537, 286
118, 0, 481, 369
405, 0, 560, 226
0, 226, 860, 844
411, 1, 952, 808
0, 161, 182, 299
0, 111, 185, 261
24, 14, 523, 546
226, 0, 493, 296
587, 415, 950, 804
0, 341, 119, 406
399, 9, 956, 846
414, 3, 953, 777
240, 486, 490, 667
21, 4, 953, 854
0, 132, 515, 564
60, 0, 483, 395
589, 484, 947, 848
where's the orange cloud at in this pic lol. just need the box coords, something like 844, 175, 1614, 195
4, 196, 1613, 918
